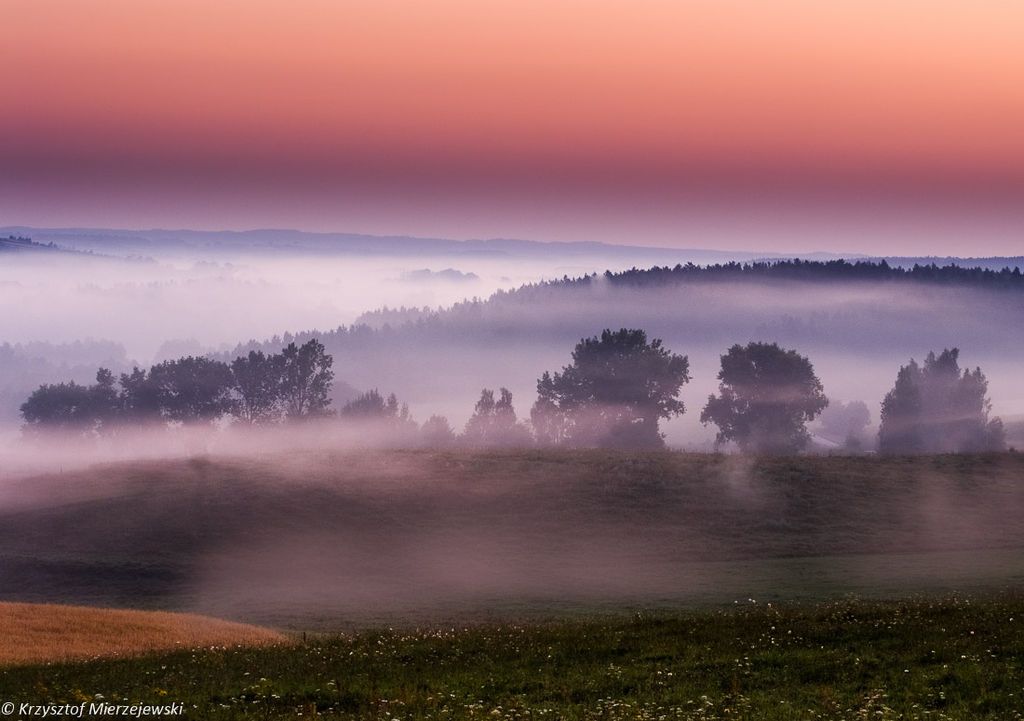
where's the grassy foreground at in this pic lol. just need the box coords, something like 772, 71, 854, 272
2, 597, 1023, 720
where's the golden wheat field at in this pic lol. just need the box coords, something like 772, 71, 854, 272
0, 602, 286, 666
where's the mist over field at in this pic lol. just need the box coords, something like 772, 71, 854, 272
0, 230, 779, 425
6, 1, 1024, 712
0, 245, 570, 429
1, 449, 1023, 628
2, 235, 1023, 628
230, 273, 1024, 448
2, 230, 1024, 721
0, 252, 524, 362
2, 235, 1024, 453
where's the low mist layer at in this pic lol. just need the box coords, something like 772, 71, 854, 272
229, 272, 1024, 444
2, 449, 1022, 628
4, 256, 1024, 452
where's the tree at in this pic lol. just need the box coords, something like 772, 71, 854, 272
89, 367, 121, 434
148, 356, 235, 424
530, 328, 690, 449
700, 342, 828, 453
118, 367, 163, 425
878, 362, 924, 453
20, 381, 96, 436
879, 348, 1005, 454
420, 415, 456, 447
463, 388, 532, 447
20, 368, 122, 437
341, 388, 385, 418
279, 339, 334, 419
230, 350, 283, 425
340, 389, 418, 445
530, 376, 570, 446
341, 389, 409, 421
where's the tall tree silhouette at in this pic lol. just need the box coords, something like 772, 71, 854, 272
421, 415, 457, 447
230, 350, 283, 425
464, 388, 531, 447
279, 339, 334, 419
879, 348, 1005, 454
148, 356, 234, 424
341, 389, 413, 424
90, 368, 121, 433
701, 342, 828, 453
20, 381, 97, 436
118, 367, 163, 425
22, 368, 124, 437
531, 329, 690, 449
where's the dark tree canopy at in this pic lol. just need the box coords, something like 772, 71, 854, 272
463, 387, 532, 447
20, 381, 97, 436
118, 367, 163, 425
230, 350, 283, 425
20, 368, 122, 437
700, 342, 828, 454
341, 389, 413, 424
878, 348, 1005, 454
89, 368, 121, 432
531, 328, 690, 449
420, 414, 456, 447
20, 339, 338, 433
340, 388, 390, 418
279, 339, 335, 419
148, 356, 235, 424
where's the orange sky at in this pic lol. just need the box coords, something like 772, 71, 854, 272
3, 0, 1023, 253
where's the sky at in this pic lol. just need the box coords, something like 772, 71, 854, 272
2, 0, 1023, 255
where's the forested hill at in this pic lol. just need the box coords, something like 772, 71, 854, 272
229, 259, 1024, 352
214, 259, 1024, 423
873, 256, 1024, 272
562, 259, 1024, 289
0, 235, 65, 253
0, 235, 121, 258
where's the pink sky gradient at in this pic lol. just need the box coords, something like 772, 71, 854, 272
3, 0, 1023, 254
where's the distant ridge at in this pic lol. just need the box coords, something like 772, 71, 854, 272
231, 257, 1024, 365
0, 235, 67, 253
870, 256, 1024, 272
2, 226, 1018, 271
0, 225, 847, 264
0, 233, 138, 261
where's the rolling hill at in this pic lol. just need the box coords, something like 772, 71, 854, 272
1, 450, 1022, 628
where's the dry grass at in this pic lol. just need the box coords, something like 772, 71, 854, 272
0, 602, 286, 666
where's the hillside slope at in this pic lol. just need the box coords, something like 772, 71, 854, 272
1, 451, 1022, 626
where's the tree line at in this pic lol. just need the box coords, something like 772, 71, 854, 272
559, 259, 1024, 291
20, 340, 335, 434
20, 330, 1007, 455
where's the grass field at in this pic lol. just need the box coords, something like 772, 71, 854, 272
1, 597, 1022, 719
1, 450, 1023, 627
1, 451, 1023, 716
0, 602, 284, 666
